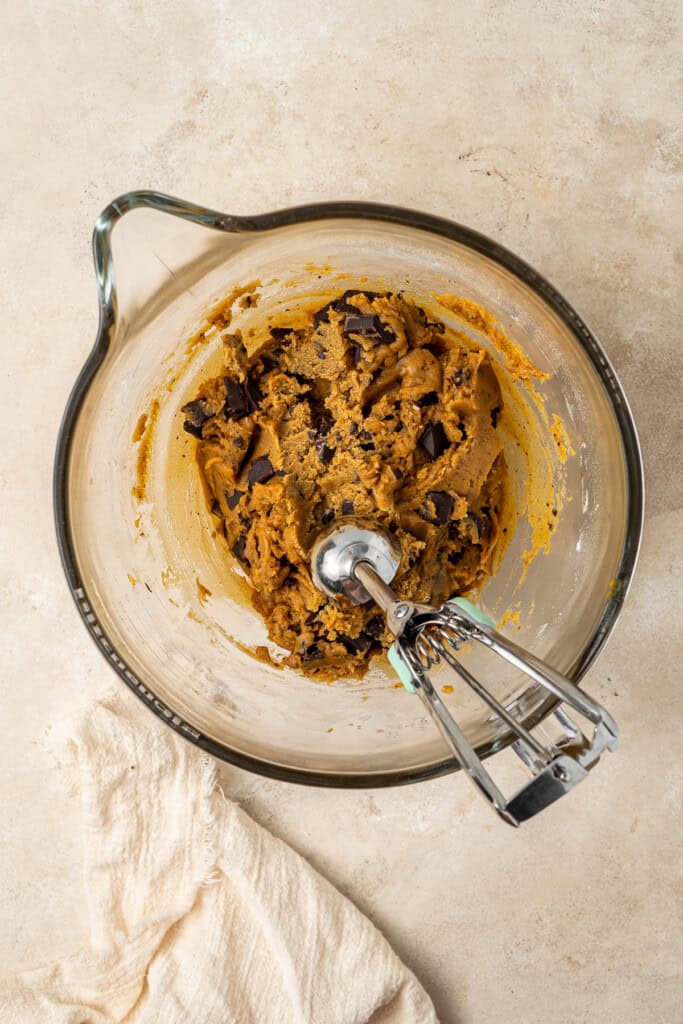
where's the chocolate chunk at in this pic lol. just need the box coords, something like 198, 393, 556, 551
491, 405, 501, 428
313, 291, 364, 324
332, 290, 365, 314
359, 441, 376, 452
341, 500, 355, 516
353, 344, 364, 366
364, 615, 384, 638
344, 314, 381, 338
225, 489, 245, 510
245, 379, 262, 410
211, 499, 222, 517
342, 633, 374, 655
447, 550, 463, 565
392, 422, 403, 433
349, 422, 359, 436
182, 398, 213, 428
418, 422, 450, 460
316, 440, 335, 464
225, 380, 252, 419
182, 420, 204, 439
393, 466, 403, 479
247, 457, 275, 486
334, 289, 383, 313
428, 490, 454, 524
301, 643, 324, 663
344, 313, 396, 345
377, 322, 396, 344
321, 509, 335, 526
270, 326, 294, 340
313, 305, 332, 325
231, 536, 249, 564
182, 399, 213, 437
417, 391, 439, 408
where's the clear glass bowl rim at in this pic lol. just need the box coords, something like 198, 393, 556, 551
53, 190, 644, 788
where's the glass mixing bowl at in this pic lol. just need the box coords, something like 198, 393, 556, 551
54, 192, 643, 786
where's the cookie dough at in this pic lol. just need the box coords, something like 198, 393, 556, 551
182, 290, 506, 678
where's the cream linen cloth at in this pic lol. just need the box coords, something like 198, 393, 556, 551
1, 697, 437, 1024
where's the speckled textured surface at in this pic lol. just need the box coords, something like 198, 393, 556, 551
1, 3, 681, 1021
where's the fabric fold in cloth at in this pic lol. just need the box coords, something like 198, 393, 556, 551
0, 697, 437, 1024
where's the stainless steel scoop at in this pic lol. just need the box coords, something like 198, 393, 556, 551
311, 520, 618, 826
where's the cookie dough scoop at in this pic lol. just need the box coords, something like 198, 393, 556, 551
311, 520, 618, 827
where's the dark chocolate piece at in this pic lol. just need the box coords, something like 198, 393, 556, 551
349, 422, 359, 436
301, 643, 324, 662
231, 536, 249, 564
313, 291, 364, 325
182, 398, 213, 428
321, 509, 335, 526
428, 490, 454, 524
418, 422, 450, 460
223, 377, 260, 421
359, 441, 376, 452
211, 499, 222, 517
182, 420, 204, 439
182, 398, 213, 437
313, 305, 332, 325
342, 633, 374, 655
245, 379, 262, 411
375, 320, 396, 344
341, 499, 355, 516
224, 379, 251, 420
225, 489, 245, 510
343, 313, 396, 345
344, 314, 381, 338
417, 391, 439, 408
364, 615, 384, 638
270, 326, 294, 340
247, 457, 275, 486
316, 440, 334, 464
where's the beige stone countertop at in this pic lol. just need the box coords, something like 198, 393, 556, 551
1, 3, 681, 1021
